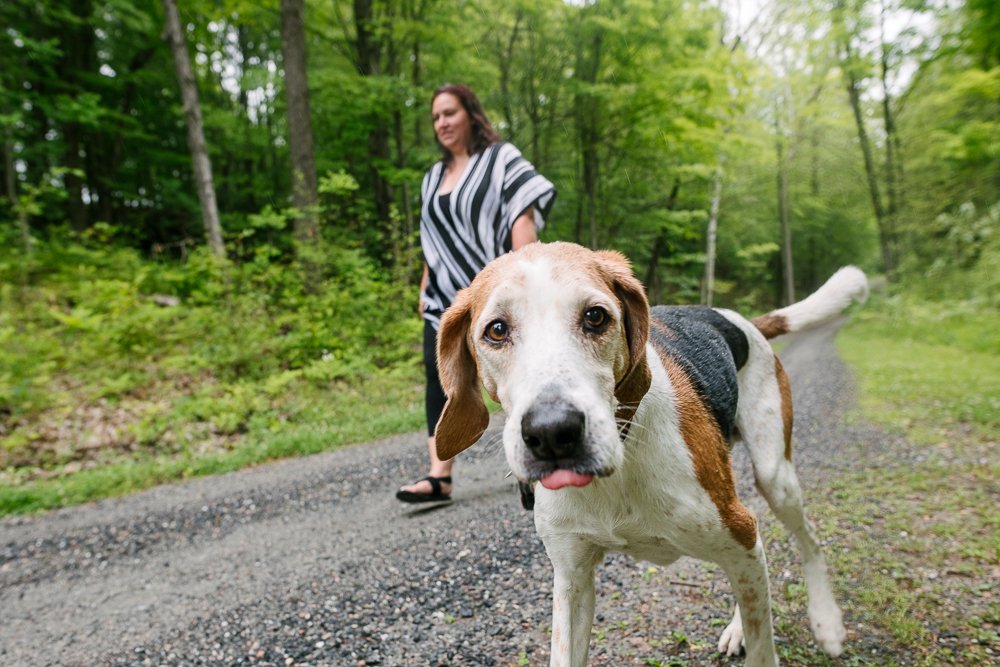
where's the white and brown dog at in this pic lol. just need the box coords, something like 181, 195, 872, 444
434, 242, 866, 667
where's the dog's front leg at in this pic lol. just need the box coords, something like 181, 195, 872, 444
719, 538, 780, 667
543, 534, 605, 667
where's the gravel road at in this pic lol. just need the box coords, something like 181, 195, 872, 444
1, 320, 880, 667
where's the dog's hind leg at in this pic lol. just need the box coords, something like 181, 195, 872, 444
717, 602, 745, 656
541, 534, 605, 667
755, 456, 845, 656
737, 358, 846, 657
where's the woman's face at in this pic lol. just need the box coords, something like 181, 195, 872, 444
432, 93, 473, 157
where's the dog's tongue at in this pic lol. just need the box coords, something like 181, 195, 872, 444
540, 470, 594, 490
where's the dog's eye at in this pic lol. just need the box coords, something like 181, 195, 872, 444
583, 307, 609, 332
484, 320, 510, 344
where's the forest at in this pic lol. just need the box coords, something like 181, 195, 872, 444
1, 0, 997, 508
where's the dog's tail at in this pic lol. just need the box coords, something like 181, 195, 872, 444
752, 266, 868, 340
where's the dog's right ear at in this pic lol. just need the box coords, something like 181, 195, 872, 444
434, 293, 490, 460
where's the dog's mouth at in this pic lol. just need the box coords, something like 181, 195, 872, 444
521, 462, 614, 490
539, 469, 595, 490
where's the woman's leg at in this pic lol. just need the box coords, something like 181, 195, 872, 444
397, 321, 454, 499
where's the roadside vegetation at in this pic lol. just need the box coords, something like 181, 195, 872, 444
0, 235, 425, 514
3, 0, 997, 529
582, 298, 998, 667
763, 298, 999, 667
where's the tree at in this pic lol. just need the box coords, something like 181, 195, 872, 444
834, 0, 896, 276
161, 0, 226, 258
280, 0, 320, 245
571, 2, 605, 250
702, 166, 723, 306
352, 0, 394, 232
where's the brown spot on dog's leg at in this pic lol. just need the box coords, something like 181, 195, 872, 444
775, 356, 793, 461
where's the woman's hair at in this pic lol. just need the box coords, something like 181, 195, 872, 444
432, 83, 501, 164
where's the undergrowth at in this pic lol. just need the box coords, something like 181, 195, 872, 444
774, 294, 1000, 666
0, 235, 424, 514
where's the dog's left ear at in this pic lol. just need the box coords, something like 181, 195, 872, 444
434, 291, 490, 460
596, 250, 651, 417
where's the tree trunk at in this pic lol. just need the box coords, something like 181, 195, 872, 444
702, 168, 723, 306
878, 2, 900, 273
496, 12, 523, 143
575, 27, 603, 250
411, 21, 423, 146
845, 73, 892, 274
643, 180, 681, 299
93, 45, 155, 225
4, 126, 30, 254
161, 0, 226, 259
354, 0, 393, 241
236, 26, 258, 213
392, 108, 414, 242
62, 121, 88, 231
836, 0, 892, 276
57, 0, 96, 232
280, 0, 320, 244
777, 128, 794, 305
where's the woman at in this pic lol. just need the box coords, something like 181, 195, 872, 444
396, 83, 556, 503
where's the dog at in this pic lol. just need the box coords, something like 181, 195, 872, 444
433, 242, 866, 666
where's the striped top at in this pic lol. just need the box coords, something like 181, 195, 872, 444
420, 142, 556, 328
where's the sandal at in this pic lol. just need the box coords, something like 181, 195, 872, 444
395, 476, 453, 503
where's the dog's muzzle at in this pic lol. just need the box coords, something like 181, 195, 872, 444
511, 384, 614, 490
520, 398, 586, 462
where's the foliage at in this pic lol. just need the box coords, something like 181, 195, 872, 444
839, 293, 1000, 435
0, 230, 422, 511
0, 0, 998, 509
806, 297, 1000, 666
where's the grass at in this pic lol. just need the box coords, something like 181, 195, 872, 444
761, 294, 999, 666
3, 266, 998, 665
0, 239, 427, 515
0, 369, 425, 514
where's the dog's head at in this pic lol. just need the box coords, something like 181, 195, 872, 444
435, 242, 650, 489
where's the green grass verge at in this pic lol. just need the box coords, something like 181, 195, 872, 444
0, 370, 425, 515
1, 238, 429, 515
762, 295, 999, 666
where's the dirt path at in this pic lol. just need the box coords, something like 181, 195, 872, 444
1, 321, 878, 666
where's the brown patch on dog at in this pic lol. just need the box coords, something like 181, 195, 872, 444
594, 250, 651, 428
434, 275, 495, 460
659, 351, 758, 550
751, 312, 789, 340
774, 356, 794, 461
743, 611, 763, 639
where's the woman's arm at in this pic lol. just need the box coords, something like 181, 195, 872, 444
419, 263, 428, 315
511, 210, 538, 250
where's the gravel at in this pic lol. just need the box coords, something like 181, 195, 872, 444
0, 320, 898, 666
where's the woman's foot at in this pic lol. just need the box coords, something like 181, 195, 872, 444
396, 476, 453, 503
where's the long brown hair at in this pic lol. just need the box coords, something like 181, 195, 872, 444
432, 84, 501, 164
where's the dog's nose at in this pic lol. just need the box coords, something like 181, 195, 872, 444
521, 401, 586, 461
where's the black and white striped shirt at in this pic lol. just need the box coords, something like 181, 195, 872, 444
420, 142, 556, 328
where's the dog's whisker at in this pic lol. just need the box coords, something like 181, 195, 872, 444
615, 417, 651, 437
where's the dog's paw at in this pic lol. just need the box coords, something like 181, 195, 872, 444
810, 615, 846, 657
717, 620, 745, 656
809, 598, 846, 656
